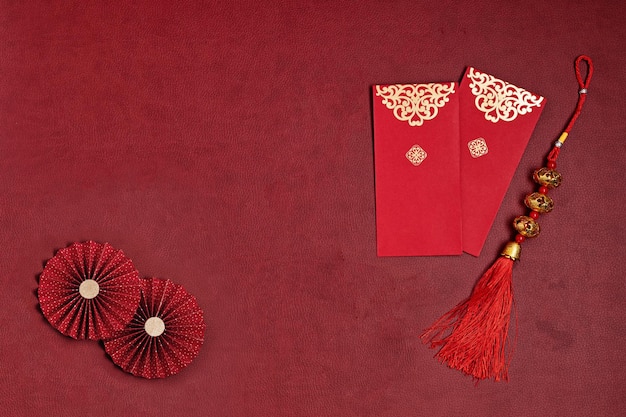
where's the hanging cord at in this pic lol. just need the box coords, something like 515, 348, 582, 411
547, 55, 594, 163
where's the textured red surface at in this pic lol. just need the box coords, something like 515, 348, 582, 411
1, 1, 626, 416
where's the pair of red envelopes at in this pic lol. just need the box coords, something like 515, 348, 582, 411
373, 67, 545, 257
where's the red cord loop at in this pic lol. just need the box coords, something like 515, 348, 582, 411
564, 55, 593, 135
575, 55, 593, 91
548, 55, 593, 163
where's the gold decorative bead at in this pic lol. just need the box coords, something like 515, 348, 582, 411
501, 242, 521, 261
524, 192, 554, 213
513, 216, 540, 238
533, 168, 562, 188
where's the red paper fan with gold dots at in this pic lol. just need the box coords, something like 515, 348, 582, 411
103, 277, 205, 379
38, 241, 142, 340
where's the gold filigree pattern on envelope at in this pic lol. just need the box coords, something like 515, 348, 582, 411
468, 138, 489, 158
375, 83, 455, 126
467, 68, 543, 123
406, 145, 427, 166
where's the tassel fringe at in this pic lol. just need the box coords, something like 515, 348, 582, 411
421, 256, 515, 381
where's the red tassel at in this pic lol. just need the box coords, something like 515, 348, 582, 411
421, 56, 594, 382
421, 243, 520, 382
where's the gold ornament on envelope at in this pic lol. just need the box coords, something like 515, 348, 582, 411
405, 144, 428, 166
467, 68, 544, 123
468, 137, 489, 158
375, 83, 455, 126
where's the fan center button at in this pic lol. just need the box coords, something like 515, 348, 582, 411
79, 279, 100, 299
144, 317, 166, 337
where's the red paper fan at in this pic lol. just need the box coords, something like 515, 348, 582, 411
103, 277, 205, 379
38, 241, 142, 340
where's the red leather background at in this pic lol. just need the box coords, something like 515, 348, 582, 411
1, 1, 625, 416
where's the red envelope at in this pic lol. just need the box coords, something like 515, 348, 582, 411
459, 67, 545, 256
373, 82, 462, 256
